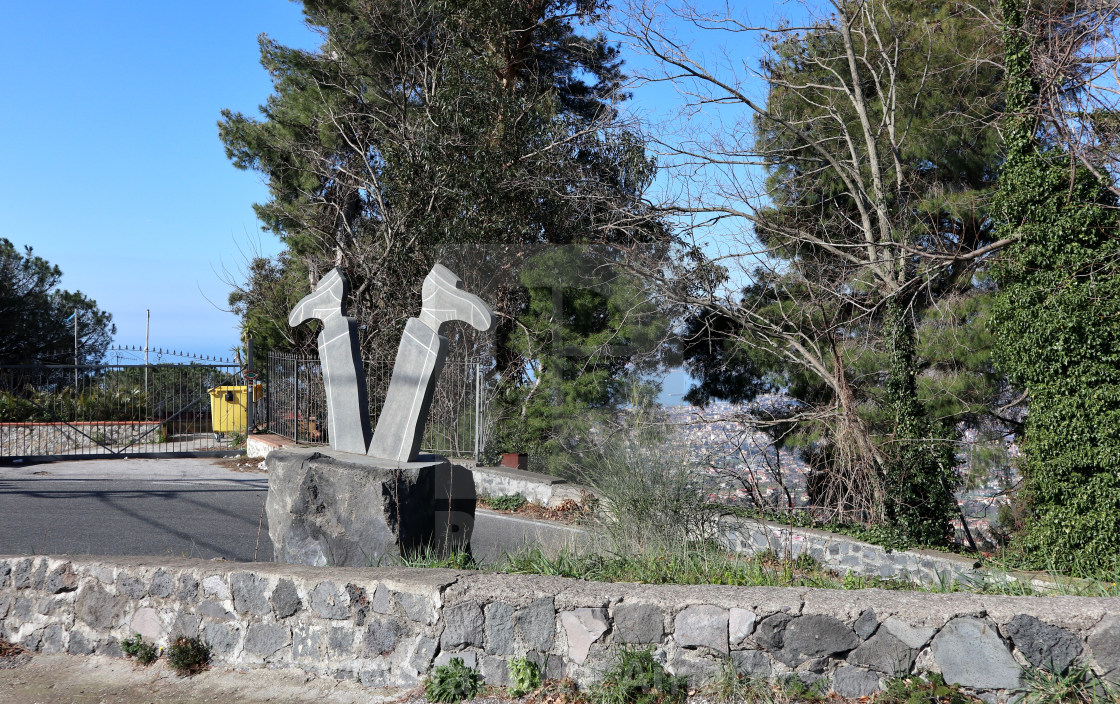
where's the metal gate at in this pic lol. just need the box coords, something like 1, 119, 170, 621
0, 363, 248, 461
264, 352, 484, 460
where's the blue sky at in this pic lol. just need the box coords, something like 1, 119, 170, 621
0, 1, 786, 389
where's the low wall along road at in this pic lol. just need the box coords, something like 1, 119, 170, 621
3, 555, 1119, 701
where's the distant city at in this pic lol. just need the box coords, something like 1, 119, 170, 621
664, 398, 1019, 545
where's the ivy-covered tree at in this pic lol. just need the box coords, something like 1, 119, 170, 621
989, 0, 1120, 575
0, 238, 115, 368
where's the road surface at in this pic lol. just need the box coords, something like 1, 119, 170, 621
0, 457, 588, 564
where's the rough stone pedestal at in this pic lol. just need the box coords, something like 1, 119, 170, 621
266, 448, 473, 567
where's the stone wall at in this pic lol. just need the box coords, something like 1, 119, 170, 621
3, 555, 1119, 701
0, 422, 164, 457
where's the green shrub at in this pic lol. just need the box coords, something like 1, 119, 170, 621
1017, 663, 1119, 704
120, 633, 160, 666
166, 636, 211, 676
489, 494, 527, 512
880, 672, 972, 704
426, 657, 483, 702
509, 656, 542, 697
591, 647, 688, 704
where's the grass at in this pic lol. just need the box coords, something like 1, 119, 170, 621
165, 636, 211, 676
1016, 663, 1120, 704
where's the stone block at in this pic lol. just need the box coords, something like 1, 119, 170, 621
199, 600, 235, 622
480, 655, 510, 685
293, 624, 323, 660
149, 570, 174, 598
68, 630, 93, 655
75, 585, 126, 630
172, 612, 200, 639
45, 565, 77, 594
310, 582, 350, 619
779, 615, 858, 666
732, 650, 771, 677
409, 636, 438, 671
883, 617, 935, 649
30, 561, 47, 590
11, 558, 31, 589
675, 605, 729, 654
396, 591, 435, 625
560, 608, 609, 664
271, 578, 302, 619
514, 597, 555, 651
1003, 614, 1082, 673
371, 584, 391, 614
435, 651, 477, 669
853, 609, 878, 640
613, 603, 664, 644
729, 608, 756, 646
130, 607, 161, 641
231, 573, 270, 616
930, 617, 1020, 690
202, 575, 230, 600
330, 626, 355, 656
117, 573, 146, 599
484, 602, 515, 655
847, 630, 915, 674
245, 622, 291, 658
755, 613, 792, 651
366, 616, 405, 656
265, 448, 443, 567
177, 574, 199, 602
1088, 614, 1120, 679
40, 625, 65, 654
204, 622, 242, 659
0, 561, 10, 588
442, 601, 484, 649
832, 666, 881, 698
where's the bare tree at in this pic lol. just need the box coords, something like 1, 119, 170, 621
614, 0, 1009, 539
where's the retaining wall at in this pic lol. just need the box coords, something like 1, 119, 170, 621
0, 421, 164, 456
2, 555, 1118, 701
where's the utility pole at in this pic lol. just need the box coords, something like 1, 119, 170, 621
73, 308, 79, 389
144, 309, 150, 409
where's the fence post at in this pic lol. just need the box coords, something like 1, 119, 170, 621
246, 337, 254, 436
292, 357, 299, 443
473, 362, 481, 461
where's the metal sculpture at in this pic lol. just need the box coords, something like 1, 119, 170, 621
289, 264, 493, 462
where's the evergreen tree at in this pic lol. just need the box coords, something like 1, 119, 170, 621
0, 238, 115, 367
221, 0, 669, 463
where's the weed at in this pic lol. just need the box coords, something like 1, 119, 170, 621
1017, 663, 1120, 704
880, 672, 975, 703
509, 656, 543, 697
166, 635, 211, 676
775, 675, 828, 704
528, 678, 587, 704
706, 656, 766, 704
397, 546, 478, 570
489, 494, 528, 512
591, 647, 688, 704
426, 657, 483, 702
121, 633, 160, 665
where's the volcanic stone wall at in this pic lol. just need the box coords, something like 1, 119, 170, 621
2, 555, 1118, 701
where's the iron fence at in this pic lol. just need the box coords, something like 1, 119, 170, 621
264, 351, 483, 460
0, 363, 247, 459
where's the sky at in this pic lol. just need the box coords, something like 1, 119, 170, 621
0, 0, 793, 396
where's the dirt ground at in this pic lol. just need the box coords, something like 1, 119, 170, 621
0, 652, 422, 704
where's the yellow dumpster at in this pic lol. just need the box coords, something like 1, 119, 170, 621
208, 384, 262, 434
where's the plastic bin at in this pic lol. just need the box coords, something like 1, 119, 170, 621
208, 384, 262, 434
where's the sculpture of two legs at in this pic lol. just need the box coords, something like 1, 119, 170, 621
288, 263, 493, 462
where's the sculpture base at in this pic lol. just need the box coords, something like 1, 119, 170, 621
266, 448, 474, 567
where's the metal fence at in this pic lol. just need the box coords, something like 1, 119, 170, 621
0, 363, 246, 460
264, 351, 483, 460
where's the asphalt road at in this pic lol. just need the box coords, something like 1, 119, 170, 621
0, 457, 588, 565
